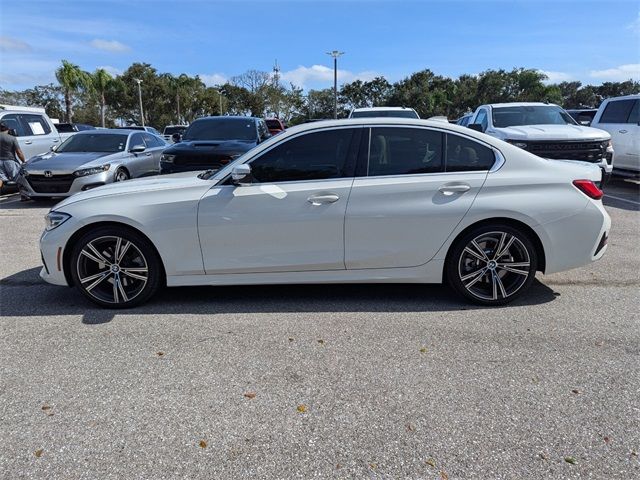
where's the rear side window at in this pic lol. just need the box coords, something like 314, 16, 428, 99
599, 99, 637, 123
368, 127, 443, 176
445, 134, 495, 172
627, 100, 639, 124
250, 128, 356, 183
143, 132, 164, 147
21, 114, 51, 135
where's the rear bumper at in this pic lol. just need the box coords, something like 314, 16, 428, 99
535, 199, 611, 274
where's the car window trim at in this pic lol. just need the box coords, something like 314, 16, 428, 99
354, 124, 499, 178
220, 125, 365, 186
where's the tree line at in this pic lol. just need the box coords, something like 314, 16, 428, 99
1, 59, 638, 128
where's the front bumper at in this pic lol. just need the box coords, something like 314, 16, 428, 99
21, 169, 114, 198
39, 213, 84, 286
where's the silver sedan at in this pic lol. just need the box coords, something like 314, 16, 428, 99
20, 129, 167, 199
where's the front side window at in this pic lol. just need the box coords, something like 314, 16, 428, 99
367, 127, 443, 176
56, 134, 128, 153
250, 128, 356, 183
129, 133, 145, 149
600, 99, 637, 124
21, 114, 51, 136
0, 114, 26, 136
475, 110, 488, 130
492, 105, 576, 128
445, 134, 495, 172
143, 132, 163, 147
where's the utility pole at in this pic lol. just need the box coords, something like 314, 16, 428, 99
216, 88, 223, 116
326, 51, 344, 119
134, 78, 145, 126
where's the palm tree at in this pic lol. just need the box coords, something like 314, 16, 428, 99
55, 60, 91, 122
92, 68, 114, 127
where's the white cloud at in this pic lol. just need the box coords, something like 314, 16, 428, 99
90, 39, 131, 53
0, 36, 32, 53
589, 64, 640, 82
199, 73, 228, 86
628, 12, 640, 35
539, 70, 574, 83
281, 64, 380, 89
97, 65, 123, 77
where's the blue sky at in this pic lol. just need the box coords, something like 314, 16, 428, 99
1, 0, 639, 91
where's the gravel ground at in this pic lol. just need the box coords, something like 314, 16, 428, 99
1, 179, 638, 479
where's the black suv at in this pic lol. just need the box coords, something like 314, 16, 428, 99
160, 116, 271, 174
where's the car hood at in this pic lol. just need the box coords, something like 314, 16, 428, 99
53, 172, 212, 209
494, 124, 611, 141
24, 151, 120, 173
165, 139, 257, 155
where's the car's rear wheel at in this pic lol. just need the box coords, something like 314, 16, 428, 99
447, 224, 538, 306
70, 226, 162, 308
114, 168, 130, 182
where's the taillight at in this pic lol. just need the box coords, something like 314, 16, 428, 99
573, 179, 603, 200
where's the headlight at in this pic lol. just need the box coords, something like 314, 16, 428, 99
44, 211, 71, 231
161, 154, 176, 163
603, 139, 613, 151
507, 140, 528, 149
73, 164, 110, 177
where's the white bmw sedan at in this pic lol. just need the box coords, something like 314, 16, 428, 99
39, 118, 610, 308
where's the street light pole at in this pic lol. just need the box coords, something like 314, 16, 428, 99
216, 88, 224, 116
326, 50, 344, 119
134, 78, 145, 126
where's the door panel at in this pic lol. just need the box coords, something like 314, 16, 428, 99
345, 173, 486, 269
198, 180, 353, 274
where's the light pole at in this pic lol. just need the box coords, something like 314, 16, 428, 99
216, 88, 224, 116
134, 78, 145, 126
326, 50, 344, 119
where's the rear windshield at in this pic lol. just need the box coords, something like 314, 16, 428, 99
265, 120, 283, 129
56, 133, 128, 153
163, 126, 187, 135
492, 106, 577, 128
351, 110, 419, 119
183, 118, 257, 141
55, 123, 75, 133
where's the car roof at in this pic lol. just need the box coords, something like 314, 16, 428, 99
351, 107, 417, 112
483, 102, 561, 108
74, 128, 135, 135
194, 115, 259, 122
602, 94, 640, 102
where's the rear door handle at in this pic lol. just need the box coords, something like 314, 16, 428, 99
24, 140, 33, 145
307, 193, 340, 205
619, 129, 628, 134
145, 152, 152, 156
52, 139, 59, 143
438, 183, 471, 195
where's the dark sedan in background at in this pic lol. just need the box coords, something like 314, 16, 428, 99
160, 116, 271, 174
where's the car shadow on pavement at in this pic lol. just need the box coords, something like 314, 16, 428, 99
1, 267, 559, 324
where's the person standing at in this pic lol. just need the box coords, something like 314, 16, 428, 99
0, 121, 26, 192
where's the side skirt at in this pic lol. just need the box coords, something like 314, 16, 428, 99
166, 259, 445, 287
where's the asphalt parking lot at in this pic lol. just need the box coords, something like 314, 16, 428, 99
1, 178, 638, 479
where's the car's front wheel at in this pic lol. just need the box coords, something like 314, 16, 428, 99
114, 168, 130, 182
447, 224, 538, 306
70, 226, 162, 308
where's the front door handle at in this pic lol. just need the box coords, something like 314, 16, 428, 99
438, 183, 471, 195
307, 193, 340, 205
619, 129, 628, 134
24, 140, 33, 145
145, 152, 152, 156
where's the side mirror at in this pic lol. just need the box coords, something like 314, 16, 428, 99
231, 164, 252, 185
171, 133, 182, 143
130, 144, 146, 153
468, 123, 484, 132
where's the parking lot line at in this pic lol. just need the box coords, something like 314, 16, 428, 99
604, 194, 640, 206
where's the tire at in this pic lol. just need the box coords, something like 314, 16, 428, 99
69, 226, 163, 308
114, 168, 130, 182
446, 224, 538, 306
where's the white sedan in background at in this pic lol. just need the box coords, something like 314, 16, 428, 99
39, 118, 610, 308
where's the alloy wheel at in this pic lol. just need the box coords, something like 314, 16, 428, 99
76, 236, 149, 304
457, 231, 532, 301
114, 169, 129, 182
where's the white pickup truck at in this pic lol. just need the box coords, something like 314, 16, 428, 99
0, 105, 72, 160
468, 102, 614, 183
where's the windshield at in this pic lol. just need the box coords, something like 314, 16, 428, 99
492, 106, 577, 128
56, 133, 128, 153
163, 126, 187, 135
266, 120, 282, 129
183, 118, 257, 141
351, 110, 419, 119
